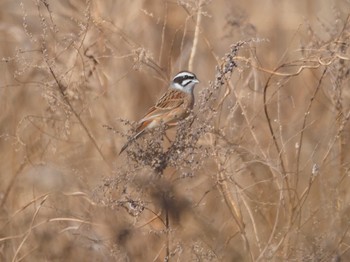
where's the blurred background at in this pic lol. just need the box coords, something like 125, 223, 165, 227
1, 0, 350, 261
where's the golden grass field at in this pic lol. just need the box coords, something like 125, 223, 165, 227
1, 0, 350, 261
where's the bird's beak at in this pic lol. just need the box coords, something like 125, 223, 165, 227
194, 79, 199, 84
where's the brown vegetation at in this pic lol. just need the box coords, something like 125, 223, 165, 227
1, 0, 350, 261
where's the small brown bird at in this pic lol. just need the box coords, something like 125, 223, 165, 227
120, 71, 199, 154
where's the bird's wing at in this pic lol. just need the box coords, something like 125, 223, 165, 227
135, 90, 185, 132
119, 90, 186, 154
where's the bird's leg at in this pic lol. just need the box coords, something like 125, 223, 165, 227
162, 123, 173, 143
164, 133, 172, 143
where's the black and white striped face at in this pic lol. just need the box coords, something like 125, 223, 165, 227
171, 71, 199, 93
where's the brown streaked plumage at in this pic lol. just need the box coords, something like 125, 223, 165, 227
119, 71, 199, 154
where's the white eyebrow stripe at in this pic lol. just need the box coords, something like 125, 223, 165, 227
173, 72, 193, 80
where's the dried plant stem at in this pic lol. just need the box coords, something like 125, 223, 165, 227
214, 151, 254, 262
321, 110, 350, 167
44, 57, 111, 169
295, 68, 326, 194
159, 1, 168, 65
165, 206, 170, 261
240, 190, 262, 252
0, 160, 27, 208
12, 195, 48, 262
256, 189, 284, 261
188, 0, 202, 71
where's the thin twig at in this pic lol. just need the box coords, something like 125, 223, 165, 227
188, 0, 202, 71
44, 56, 111, 168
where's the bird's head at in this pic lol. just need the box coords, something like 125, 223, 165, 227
171, 71, 199, 93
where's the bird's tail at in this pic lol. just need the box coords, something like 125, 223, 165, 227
119, 129, 145, 155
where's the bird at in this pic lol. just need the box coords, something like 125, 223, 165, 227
119, 71, 199, 154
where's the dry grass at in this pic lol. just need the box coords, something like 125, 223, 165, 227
1, 0, 350, 261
